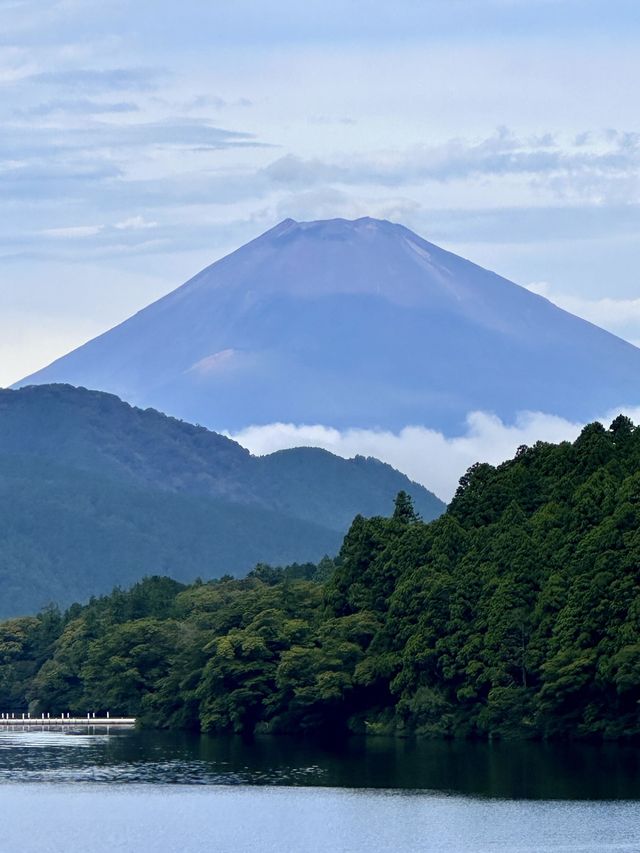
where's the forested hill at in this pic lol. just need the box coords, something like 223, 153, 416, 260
2, 417, 639, 740
0, 385, 443, 616
0, 384, 444, 529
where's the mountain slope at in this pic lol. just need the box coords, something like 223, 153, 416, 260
0, 452, 343, 618
16, 217, 640, 432
0, 385, 444, 615
0, 385, 444, 526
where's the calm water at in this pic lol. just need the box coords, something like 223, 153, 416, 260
1, 727, 639, 852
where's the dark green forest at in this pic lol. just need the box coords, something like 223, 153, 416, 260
0, 385, 443, 615
2, 417, 639, 741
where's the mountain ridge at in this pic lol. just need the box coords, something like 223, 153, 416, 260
16, 217, 640, 433
0, 384, 444, 615
1, 383, 444, 521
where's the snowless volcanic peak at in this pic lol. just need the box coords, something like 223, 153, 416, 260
16, 217, 640, 432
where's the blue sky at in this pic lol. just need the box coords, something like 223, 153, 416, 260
2, 0, 640, 387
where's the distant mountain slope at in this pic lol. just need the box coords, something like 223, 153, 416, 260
0, 385, 444, 615
0, 453, 342, 618
0, 385, 444, 526
16, 217, 640, 432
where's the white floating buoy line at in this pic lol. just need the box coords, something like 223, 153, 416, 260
0, 710, 136, 727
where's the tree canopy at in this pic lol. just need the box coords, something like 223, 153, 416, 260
2, 418, 639, 741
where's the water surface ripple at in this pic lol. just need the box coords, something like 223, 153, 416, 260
2, 728, 639, 853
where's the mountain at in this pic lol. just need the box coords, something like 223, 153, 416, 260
0, 385, 444, 616
15, 217, 640, 433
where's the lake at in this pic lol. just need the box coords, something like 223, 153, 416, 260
1, 727, 639, 852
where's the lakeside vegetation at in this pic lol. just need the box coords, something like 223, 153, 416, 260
1, 417, 639, 741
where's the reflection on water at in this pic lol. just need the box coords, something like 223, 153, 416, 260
0, 727, 638, 799
2, 730, 639, 853
0, 730, 112, 749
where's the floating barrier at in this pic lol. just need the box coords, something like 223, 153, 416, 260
0, 712, 135, 727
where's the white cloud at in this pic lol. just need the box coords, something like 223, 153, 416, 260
526, 282, 640, 344
41, 224, 103, 238
230, 407, 640, 502
114, 215, 158, 230
263, 129, 640, 205
275, 188, 421, 224
0, 62, 38, 84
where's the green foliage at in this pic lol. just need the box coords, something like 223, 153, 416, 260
2, 418, 640, 741
0, 385, 444, 616
0, 452, 342, 617
393, 490, 421, 523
